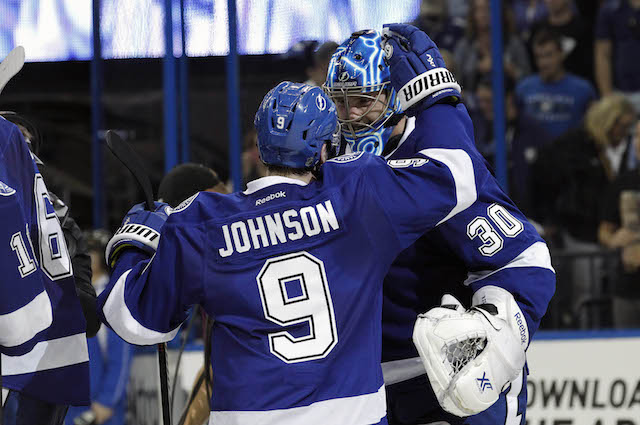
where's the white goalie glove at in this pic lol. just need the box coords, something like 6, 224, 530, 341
413, 286, 529, 417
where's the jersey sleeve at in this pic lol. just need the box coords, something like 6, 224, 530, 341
0, 121, 53, 354
97, 219, 206, 345
431, 195, 555, 337
407, 104, 555, 338
363, 145, 478, 252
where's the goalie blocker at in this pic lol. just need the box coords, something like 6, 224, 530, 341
413, 286, 529, 417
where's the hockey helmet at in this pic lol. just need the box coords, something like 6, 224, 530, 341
254, 81, 340, 170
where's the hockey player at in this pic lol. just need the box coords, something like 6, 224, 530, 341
98, 80, 532, 424
0, 111, 100, 340
0, 116, 90, 425
0, 117, 52, 359
324, 25, 556, 423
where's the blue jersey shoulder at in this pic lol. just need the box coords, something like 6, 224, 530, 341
402, 103, 479, 155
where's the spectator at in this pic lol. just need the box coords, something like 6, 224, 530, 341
469, 76, 519, 163
533, 94, 637, 247
595, 0, 640, 111
447, 0, 470, 21
516, 28, 597, 144
529, 0, 595, 83
468, 76, 541, 214
64, 230, 133, 425
454, 0, 531, 92
513, 27, 596, 211
512, 0, 549, 39
599, 123, 640, 328
304, 41, 338, 87
412, 0, 464, 52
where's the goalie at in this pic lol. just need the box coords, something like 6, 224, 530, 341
324, 25, 555, 423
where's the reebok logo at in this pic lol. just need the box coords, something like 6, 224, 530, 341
514, 312, 527, 345
256, 191, 286, 206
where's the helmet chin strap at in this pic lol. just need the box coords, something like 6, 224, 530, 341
384, 112, 405, 128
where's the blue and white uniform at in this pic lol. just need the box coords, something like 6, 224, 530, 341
0, 117, 90, 407
380, 104, 556, 425
0, 118, 52, 357
98, 132, 480, 425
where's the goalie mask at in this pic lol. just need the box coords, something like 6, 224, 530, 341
323, 30, 402, 156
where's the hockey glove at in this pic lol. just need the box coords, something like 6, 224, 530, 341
381, 23, 461, 116
412, 286, 528, 417
105, 201, 172, 268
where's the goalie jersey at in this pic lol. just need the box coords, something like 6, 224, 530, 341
99, 148, 479, 425
380, 104, 556, 381
0, 117, 89, 405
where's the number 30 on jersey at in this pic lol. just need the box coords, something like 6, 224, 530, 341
467, 203, 524, 256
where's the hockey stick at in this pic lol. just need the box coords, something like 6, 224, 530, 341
105, 130, 172, 425
0, 46, 25, 95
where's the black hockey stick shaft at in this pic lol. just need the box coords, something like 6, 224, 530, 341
105, 130, 172, 425
105, 130, 155, 211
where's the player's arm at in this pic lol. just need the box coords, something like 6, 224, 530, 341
436, 193, 556, 337
97, 202, 205, 345
365, 147, 477, 250
382, 24, 554, 417
410, 200, 554, 418
0, 122, 53, 354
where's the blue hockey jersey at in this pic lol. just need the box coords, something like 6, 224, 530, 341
379, 104, 556, 380
98, 146, 481, 425
0, 117, 90, 406
0, 119, 52, 356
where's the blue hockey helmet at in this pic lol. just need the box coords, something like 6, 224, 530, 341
254, 81, 340, 170
323, 30, 403, 156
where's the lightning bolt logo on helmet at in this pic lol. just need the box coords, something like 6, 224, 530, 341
323, 30, 403, 156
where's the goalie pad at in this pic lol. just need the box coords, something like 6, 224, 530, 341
412, 286, 528, 417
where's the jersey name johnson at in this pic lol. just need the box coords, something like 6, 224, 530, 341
218, 199, 340, 258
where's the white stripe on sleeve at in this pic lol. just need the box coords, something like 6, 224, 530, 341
464, 241, 555, 286
419, 148, 477, 226
102, 269, 181, 345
